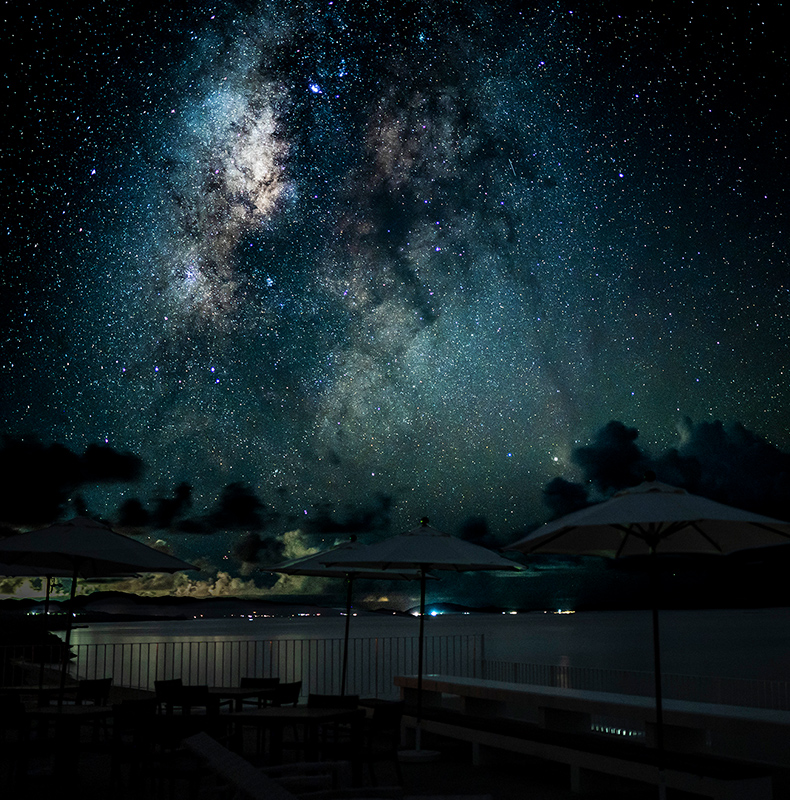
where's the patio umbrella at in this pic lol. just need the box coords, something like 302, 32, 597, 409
505, 477, 790, 798
0, 516, 196, 577
0, 516, 198, 700
319, 518, 520, 751
267, 538, 433, 695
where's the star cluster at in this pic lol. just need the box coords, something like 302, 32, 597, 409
2, 1, 788, 565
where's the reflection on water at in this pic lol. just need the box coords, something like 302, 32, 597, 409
69, 606, 790, 681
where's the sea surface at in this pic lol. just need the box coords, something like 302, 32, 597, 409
69, 606, 790, 682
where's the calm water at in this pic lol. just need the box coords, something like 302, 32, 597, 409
70, 606, 790, 681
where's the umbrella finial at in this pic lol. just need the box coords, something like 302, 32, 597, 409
420, 517, 430, 527
644, 469, 656, 482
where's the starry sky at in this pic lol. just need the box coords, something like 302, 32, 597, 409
2, 1, 788, 593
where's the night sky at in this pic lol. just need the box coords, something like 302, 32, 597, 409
2, 1, 788, 595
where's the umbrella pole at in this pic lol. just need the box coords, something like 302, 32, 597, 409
38, 576, 54, 691
58, 569, 78, 708
416, 568, 426, 749
649, 548, 667, 800
341, 576, 353, 696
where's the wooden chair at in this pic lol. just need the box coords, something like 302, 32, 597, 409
268, 680, 302, 707
74, 677, 113, 739
154, 677, 184, 714
308, 693, 360, 758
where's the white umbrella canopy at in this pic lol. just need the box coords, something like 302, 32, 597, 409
507, 479, 790, 557
506, 478, 790, 800
0, 516, 197, 577
319, 518, 521, 572
273, 539, 436, 582
320, 517, 519, 750
268, 538, 433, 694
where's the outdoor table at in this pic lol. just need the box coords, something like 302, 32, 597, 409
227, 705, 364, 773
207, 685, 278, 711
24, 703, 114, 778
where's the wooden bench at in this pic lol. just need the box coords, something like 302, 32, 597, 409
396, 676, 777, 799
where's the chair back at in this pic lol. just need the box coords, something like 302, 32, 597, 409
307, 693, 359, 709
76, 677, 113, 705
269, 681, 302, 706
179, 685, 217, 715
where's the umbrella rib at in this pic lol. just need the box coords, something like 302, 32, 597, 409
751, 522, 790, 540
684, 522, 724, 553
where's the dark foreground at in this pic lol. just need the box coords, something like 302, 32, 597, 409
4, 687, 788, 800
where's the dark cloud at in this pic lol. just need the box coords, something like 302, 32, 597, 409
456, 516, 497, 547
540, 418, 790, 522
302, 494, 393, 535
653, 418, 790, 520
116, 497, 150, 528
168, 483, 276, 535
152, 482, 193, 529
542, 477, 590, 520
0, 435, 144, 527
82, 443, 144, 483
232, 531, 285, 566
572, 421, 649, 494
206, 483, 269, 530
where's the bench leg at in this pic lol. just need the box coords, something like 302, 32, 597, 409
569, 765, 593, 794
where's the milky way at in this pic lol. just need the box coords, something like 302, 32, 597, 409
3, 1, 788, 572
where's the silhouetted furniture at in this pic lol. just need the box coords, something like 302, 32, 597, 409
233, 680, 301, 757
73, 677, 113, 738
183, 731, 313, 800
268, 680, 302, 707
259, 760, 353, 792
0, 693, 30, 787
110, 697, 159, 788
178, 684, 220, 714
239, 676, 281, 708
307, 693, 360, 708
26, 703, 114, 778
154, 678, 184, 714
183, 731, 402, 800
209, 678, 281, 712
229, 706, 364, 767
155, 681, 225, 747
307, 693, 360, 765
360, 701, 404, 786
75, 676, 112, 705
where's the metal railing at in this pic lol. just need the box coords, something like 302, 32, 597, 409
1, 633, 483, 700
483, 659, 790, 711
6, 639, 787, 710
